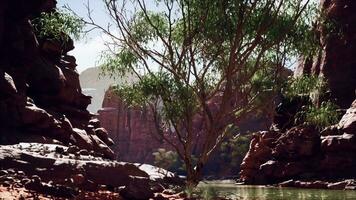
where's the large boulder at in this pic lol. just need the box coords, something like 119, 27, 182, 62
272, 126, 320, 159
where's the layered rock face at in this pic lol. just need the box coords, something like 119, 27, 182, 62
295, 0, 356, 108
0, 0, 114, 159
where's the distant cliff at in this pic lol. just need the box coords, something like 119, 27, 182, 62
79, 67, 116, 113
79, 67, 136, 113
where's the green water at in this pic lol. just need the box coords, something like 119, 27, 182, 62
198, 182, 356, 200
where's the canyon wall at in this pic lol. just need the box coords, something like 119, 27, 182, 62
0, 0, 114, 159
240, 0, 356, 184
295, 0, 356, 109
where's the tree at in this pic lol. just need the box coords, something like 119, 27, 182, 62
77, 0, 319, 186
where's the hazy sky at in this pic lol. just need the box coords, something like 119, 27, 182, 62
57, 0, 109, 72
57, 0, 312, 72
57, 0, 158, 73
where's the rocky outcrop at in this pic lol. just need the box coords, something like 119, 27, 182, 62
0, 0, 114, 159
240, 99, 356, 184
0, 143, 183, 199
295, 0, 356, 109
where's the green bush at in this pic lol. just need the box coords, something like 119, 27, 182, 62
282, 75, 341, 129
220, 134, 252, 168
283, 75, 326, 99
32, 10, 84, 41
152, 148, 185, 175
297, 101, 340, 129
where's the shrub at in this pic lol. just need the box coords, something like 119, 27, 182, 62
297, 101, 340, 129
220, 134, 252, 169
283, 75, 327, 100
152, 148, 185, 175
32, 10, 84, 41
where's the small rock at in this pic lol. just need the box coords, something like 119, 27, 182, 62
279, 179, 295, 187
14, 182, 23, 188
72, 174, 85, 185
21, 178, 31, 185
119, 177, 154, 200
0, 170, 8, 176
25, 180, 42, 191
328, 181, 348, 190
65, 178, 74, 184
3, 176, 14, 182
345, 186, 356, 190
31, 175, 41, 184
55, 146, 65, 154
79, 149, 89, 156
89, 118, 101, 128
17, 171, 25, 176
67, 145, 79, 154
2, 181, 10, 187
162, 189, 175, 195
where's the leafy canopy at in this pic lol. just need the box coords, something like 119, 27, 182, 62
32, 9, 84, 41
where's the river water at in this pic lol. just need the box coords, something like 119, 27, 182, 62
198, 181, 356, 200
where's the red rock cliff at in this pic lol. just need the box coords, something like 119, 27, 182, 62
295, 0, 356, 109
98, 88, 172, 163
0, 0, 114, 159
241, 0, 356, 184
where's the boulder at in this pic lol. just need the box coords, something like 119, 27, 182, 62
94, 128, 114, 146
338, 100, 356, 134
119, 177, 154, 200
272, 126, 320, 159
321, 133, 356, 152
0, 72, 17, 98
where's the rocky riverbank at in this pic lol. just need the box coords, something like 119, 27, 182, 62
240, 99, 356, 188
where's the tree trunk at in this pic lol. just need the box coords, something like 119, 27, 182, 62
186, 162, 204, 187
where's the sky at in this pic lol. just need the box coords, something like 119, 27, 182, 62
57, 0, 158, 73
57, 0, 314, 73
57, 0, 109, 72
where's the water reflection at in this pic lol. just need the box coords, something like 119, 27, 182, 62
198, 182, 356, 200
